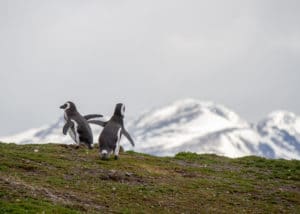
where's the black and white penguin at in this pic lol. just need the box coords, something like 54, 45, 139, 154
60, 101, 102, 149
88, 103, 135, 160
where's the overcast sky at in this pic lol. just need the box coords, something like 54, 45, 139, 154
0, 0, 299, 136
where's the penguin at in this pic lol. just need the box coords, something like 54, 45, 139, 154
88, 103, 135, 160
59, 101, 102, 149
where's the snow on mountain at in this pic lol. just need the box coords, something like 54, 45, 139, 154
256, 111, 300, 160
0, 117, 102, 145
124, 99, 249, 154
123, 99, 300, 160
124, 99, 254, 157
1, 99, 300, 160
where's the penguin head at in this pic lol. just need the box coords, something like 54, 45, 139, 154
99, 146, 112, 160
60, 101, 77, 112
99, 149, 110, 160
114, 103, 126, 118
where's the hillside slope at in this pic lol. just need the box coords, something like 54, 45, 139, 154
0, 143, 299, 213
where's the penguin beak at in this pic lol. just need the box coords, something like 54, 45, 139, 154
60, 104, 66, 109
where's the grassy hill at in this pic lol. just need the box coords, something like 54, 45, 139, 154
0, 142, 299, 213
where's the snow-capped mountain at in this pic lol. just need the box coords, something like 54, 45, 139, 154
1, 99, 300, 160
0, 117, 103, 145
124, 99, 300, 160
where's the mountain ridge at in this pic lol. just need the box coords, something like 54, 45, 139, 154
1, 98, 300, 160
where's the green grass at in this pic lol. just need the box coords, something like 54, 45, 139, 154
0, 143, 299, 213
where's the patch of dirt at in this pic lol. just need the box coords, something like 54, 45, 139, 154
137, 163, 170, 175
173, 168, 201, 178
76, 168, 146, 185
278, 185, 300, 193
16, 164, 38, 171
60, 144, 86, 150
100, 170, 146, 185
174, 160, 209, 168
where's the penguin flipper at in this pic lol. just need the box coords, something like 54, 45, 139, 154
122, 129, 135, 147
88, 120, 108, 127
84, 114, 103, 120
63, 120, 74, 135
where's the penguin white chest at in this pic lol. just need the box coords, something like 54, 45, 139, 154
114, 128, 122, 157
64, 113, 79, 144
68, 119, 80, 144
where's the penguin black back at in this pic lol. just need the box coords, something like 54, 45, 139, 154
60, 101, 103, 149
88, 103, 135, 160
